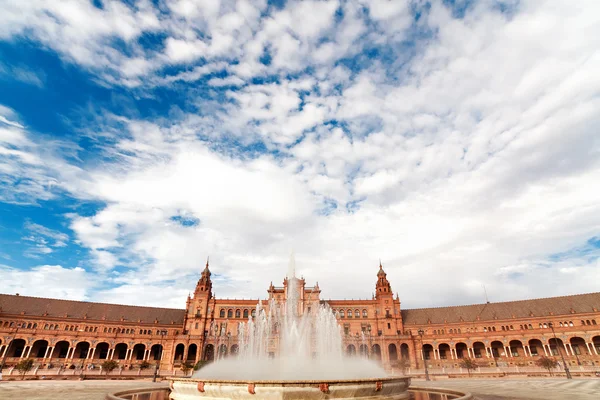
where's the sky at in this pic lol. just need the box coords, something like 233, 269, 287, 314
0, 0, 599, 309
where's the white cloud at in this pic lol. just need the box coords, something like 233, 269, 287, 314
1, 0, 600, 309
0, 265, 92, 300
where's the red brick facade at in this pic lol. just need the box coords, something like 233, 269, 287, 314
1, 262, 599, 372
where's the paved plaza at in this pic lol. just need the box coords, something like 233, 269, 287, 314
1, 378, 600, 400
416, 378, 600, 400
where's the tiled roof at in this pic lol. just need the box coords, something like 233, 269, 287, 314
401, 292, 600, 325
0, 294, 185, 325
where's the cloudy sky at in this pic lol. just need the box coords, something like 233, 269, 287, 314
0, 0, 599, 309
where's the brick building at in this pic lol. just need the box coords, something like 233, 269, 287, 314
1, 261, 599, 373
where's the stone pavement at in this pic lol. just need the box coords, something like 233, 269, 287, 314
414, 378, 600, 400
0, 380, 164, 400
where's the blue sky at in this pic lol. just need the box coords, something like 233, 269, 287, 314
0, 0, 599, 308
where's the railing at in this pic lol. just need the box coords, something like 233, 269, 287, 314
399, 364, 600, 377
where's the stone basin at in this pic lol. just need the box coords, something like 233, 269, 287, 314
169, 376, 410, 400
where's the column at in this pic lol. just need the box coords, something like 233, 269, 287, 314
46, 347, 54, 359
564, 343, 572, 356
21, 346, 30, 358
486, 347, 491, 358
524, 345, 530, 357
588, 343, 598, 355
0, 345, 5, 358
433, 349, 438, 360
90, 347, 96, 360
542, 345, 549, 356
109, 348, 115, 360
42, 346, 50, 359
468, 348, 474, 358
420, 349, 424, 360
450, 348, 455, 360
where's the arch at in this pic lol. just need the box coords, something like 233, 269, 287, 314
74, 341, 90, 359
355, 309, 360, 319
187, 344, 198, 362
528, 339, 544, 356
251, 309, 256, 317
132, 343, 146, 360
371, 344, 382, 360
53, 340, 70, 359
455, 342, 468, 359
347, 309, 353, 318
204, 344, 215, 361
114, 343, 128, 360
400, 343, 410, 360
150, 344, 163, 360
94, 342, 110, 360
363, 309, 368, 318
243, 309, 249, 319
490, 340, 504, 358
340, 310, 345, 318
346, 344, 356, 356
359, 344, 368, 357
219, 309, 225, 318
548, 337, 564, 356
388, 343, 398, 361
592, 336, 600, 354
6, 338, 27, 358
422, 344, 433, 360
438, 343, 451, 359
227, 309, 233, 318
509, 340, 524, 357
231, 344, 239, 356
472, 341, 485, 358
570, 337, 587, 356
30, 339, 49, 358
218, 344, 227, 358
235, 309, 241, 319
173, 343, 185, 361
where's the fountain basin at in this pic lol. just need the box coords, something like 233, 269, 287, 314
169, 376, 410, 400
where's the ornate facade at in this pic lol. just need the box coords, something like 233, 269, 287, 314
1, 261, 599, 374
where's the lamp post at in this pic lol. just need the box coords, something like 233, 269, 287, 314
548, 323, 572, 379
153, 330, 167, 382
417, 329, 430, 381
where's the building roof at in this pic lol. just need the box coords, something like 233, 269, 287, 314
0, 294, 185, 325
401, 292, 600, 325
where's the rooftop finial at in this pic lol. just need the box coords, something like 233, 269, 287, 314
206, 256, 209, 268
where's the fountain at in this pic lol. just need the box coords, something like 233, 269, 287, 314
169, 254, 410, 399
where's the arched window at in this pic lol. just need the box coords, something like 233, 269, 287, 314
235, 309, 241, 318
363, 309, 368, 318
592, 320, 597, 325
559, 322, 563, 327
347, 309, 352, 318
492, 327, 496, 332
586, 320, 591, 325
528, 324, 533, 329
243, 310, 249, 319
227, 309, 233, 318
355, 309, 360, 318
340, 310, 345, 318
220, 309, 225, 318
251, 309, 256, 317
569, 321, 573, 326
581, 320, 586, 325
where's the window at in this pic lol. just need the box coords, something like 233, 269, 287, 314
344, 325, 350, 335
528, 324, 533, 329
363, 309, 368, 318
243, 309, 249, 319
227, 309, 233, 318
340, 310, 345, 318
195, 323, 199, 329
530, 346, 538, 356
251, 309, 256, 317
235, 309, 241, 318
347, 309, 353, 318
593, 320, 597, 325
387, 323, 391, 329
